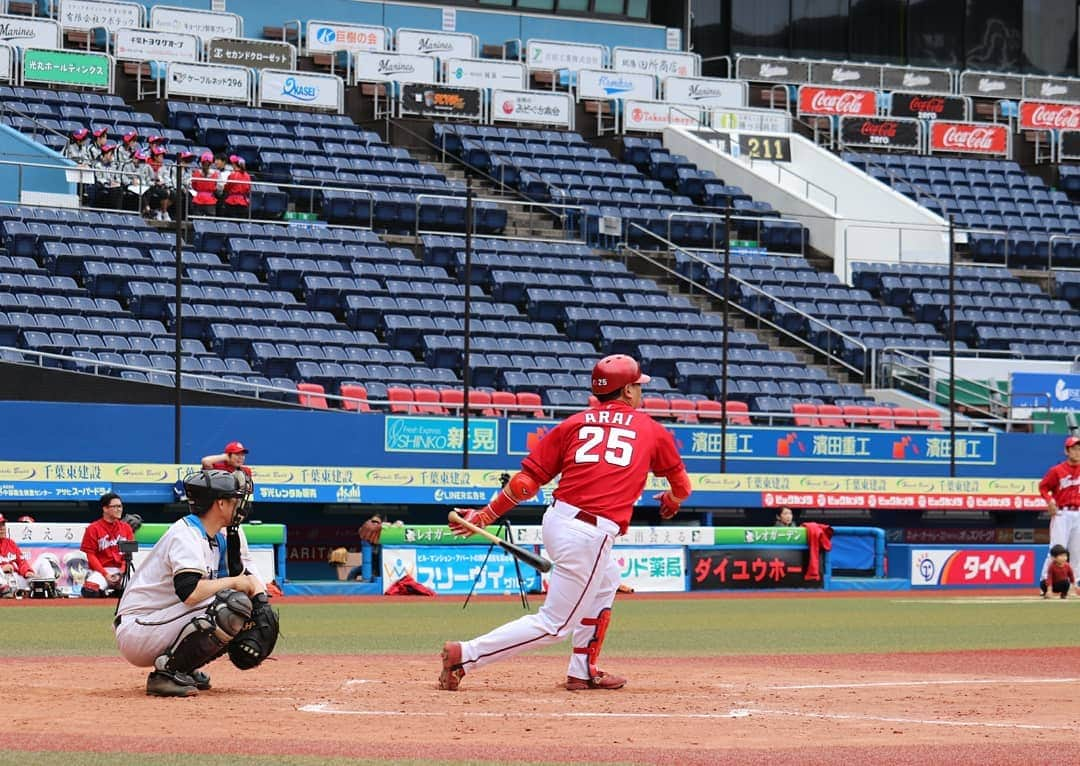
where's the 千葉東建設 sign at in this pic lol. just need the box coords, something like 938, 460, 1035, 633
59, 0, 141, 32
354, 50, 436, 84
306, 20, 385, 54
22, 48, 110, 89
396, 28, 475, 59
0, 14, 61, 50
400, 83, 482, 119
114, 27, 198, 63
208, 37, 295, 71
259, 69, 342, 111
839, 116, 920, 150
151, 5, 240, 41
689, 548, 823, 590
444, 57, 524, 90
166, 61, 250, 102
493, 89, 573, 128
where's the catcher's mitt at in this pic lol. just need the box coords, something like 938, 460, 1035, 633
359, 516, 383, 545
228, 593, 279, 670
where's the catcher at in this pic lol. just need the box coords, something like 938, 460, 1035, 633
114, 469, 279, 697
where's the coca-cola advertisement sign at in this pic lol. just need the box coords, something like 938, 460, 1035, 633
929, 121, 1008, 156
839, 116, 920, 150
889, 91, 967, 121
797, 86, 876, 116
1019, 101, 1080, 131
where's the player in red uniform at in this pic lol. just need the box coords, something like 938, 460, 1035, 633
202, 441, 253, 481
1038, 436, 1080, 593
80, 492, 135, 597
0, 513, 36, 597
439, 355, 691, 692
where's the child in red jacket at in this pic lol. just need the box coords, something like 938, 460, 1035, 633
1041, 544, 1076, 599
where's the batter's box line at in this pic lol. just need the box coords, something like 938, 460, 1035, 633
764, 677, 1080, 690
300, 703, 750, 719
737, 707, 1071, 731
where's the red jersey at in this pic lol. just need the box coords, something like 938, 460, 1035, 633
1039, 461, 1080, 509
81, 518, 134, 575
0, 538, 33, 578
210, 462, 253, 480
1048, 560, 1076, 586
521, 400, 685, 534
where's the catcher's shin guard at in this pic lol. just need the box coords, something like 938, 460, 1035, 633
573, 607, 612, 680
154, 589, 253, 675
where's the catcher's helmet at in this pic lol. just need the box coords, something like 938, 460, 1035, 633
591, 354, 650, 395
183, 469, 249, 519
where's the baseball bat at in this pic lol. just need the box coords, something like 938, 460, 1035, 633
447, 511, 553, 573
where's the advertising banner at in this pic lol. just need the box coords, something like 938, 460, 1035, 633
400, 82, 482, 119
1019, 100, 1080, 131
22, 48, 110, 88
384, 415, 498, 455
383, 546, 541, 595
114, 27, 198, 63
492, 89, 573, 127
0, 43, 11, 81
577, 68, 654, 101
689, 548, 823, 590
664, 75, 745, 107
396, 28, 475, 59
808, 61, 882, 88
797, 85, 877, 116
735, 55, 809, 84
880, 65, 952, 94
354, 50, 436, 83
166, 61, 249, 102
929, 121, 1009, 156
1010, 372, 1080, 410
889, 91, 968, 121
1023, 76, 1080, 103
839, 115, 920, 150
259, 69, 342, 111
150, 5, 240, 42
959, 70, 1024, 99
207, 37, 295, 71
622, 99, 702, 132
59, 0, 141, 32
711, 105, 791, 133
444, 57, 524, 90
525, 39, 604, 72
612, 46, 698, 78
613, 547, 685, 592
911, 548, 1035, 587
305, 20, 385, 54
0, 14, 60, 50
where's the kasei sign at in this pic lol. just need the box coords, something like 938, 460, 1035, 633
929, 121, 1009, 156
840, 116, 920, 150
911, 548, 1035, 587
396, 28, 475, 59
354, 50, 436, 83
689, 548, 823, 590
306, 21, 385, 54
577, 69, 654, 101
797, 86, 876, 116
0, 14, 61, 50
151, 5, 240, 42
1019, 101, 1080, 131
114, 28, 198, 63
400, 83, 482, 119
623, 99, 701, 132
259, 69, 342, 111
59, 0, 141, 32
492, 89, 572, 128
889, 91, 967, 121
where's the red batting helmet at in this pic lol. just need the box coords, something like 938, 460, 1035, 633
1066, 436, 1080, 450
591, 354, 650, 395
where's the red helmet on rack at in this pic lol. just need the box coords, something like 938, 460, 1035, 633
591, 354, 650, 396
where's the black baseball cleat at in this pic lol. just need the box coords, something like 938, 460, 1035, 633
190, 670, 211, 690
146, 670, 198, 697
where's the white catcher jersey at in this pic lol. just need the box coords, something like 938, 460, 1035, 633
117, 515, 256, 618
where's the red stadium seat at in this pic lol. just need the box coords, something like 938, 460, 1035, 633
517, 391, 545, 418
642, 397, 670, 419
491, 390, 517, 417
440, 388, 465, 414
792, 402, 818, 427
297, 382, 329, 410
917, 408, 943, 430
339, 383, 371, 413
413, 387, 447, 415
868, 406, 895, 429
668, 398, 698, 423
724, 400, 751, 425
817, 404, 844, 427
467, 389, 496, 417
696, 399, 725, 421
893, 407, 919, 429
388, 386, 415, 414
842, 405, 868, 426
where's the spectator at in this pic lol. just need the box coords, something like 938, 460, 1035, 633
202, 441, 252, 479
145, 145, 173, 221
80, 492, 135, 598
189, 152, 220, 216
1041, 544, 1076, 599
64, 128, 91, 165
93, 143, 123, 209
775, 506, 796, 527
123, 150, 153, 214
214, 154, 234, 215
118, 129, 141, 166
221, 156, 251, 219
176, 151, 195, 218
87, 126, 108, 162
0, 513, 35, 598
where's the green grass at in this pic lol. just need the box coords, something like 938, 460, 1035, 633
3, 595, 1077, 658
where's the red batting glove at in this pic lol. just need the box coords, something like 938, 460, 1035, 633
449, 507, 497, 537
654, 491, 682, 520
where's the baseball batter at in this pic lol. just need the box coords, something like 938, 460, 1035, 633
1037, 435, 1080, 591
115, 470, 278, 697
80, 492, 134, 597
440, 355, 691, 691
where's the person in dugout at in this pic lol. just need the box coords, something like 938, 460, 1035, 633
80, 492, 135, 598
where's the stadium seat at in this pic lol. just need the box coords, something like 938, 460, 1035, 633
642, 397, 670, 420
668, 398, 698, 423
792, 402, 818, 427
817, 404, 845, 428
516, 392, 545, 418
297, 382, 329, 409
339, 383, 371, 413
725, 400, 751, 425
413, 387, 447, 415
917, 408, 943, 430
467, 389, 496, 417
842, 405, 869, 426
696, 399, 724, 421
388, 386, 415, 414
868, 406, 896, 429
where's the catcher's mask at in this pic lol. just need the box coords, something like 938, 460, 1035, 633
183, 469, 251, 525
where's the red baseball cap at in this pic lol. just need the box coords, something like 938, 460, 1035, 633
224, 441, 249, 455
0, 513, 6, 523
1066, 436, 1080, 449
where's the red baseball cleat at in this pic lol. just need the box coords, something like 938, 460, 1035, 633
438, 641, 465, 691
565, 670, 626, 691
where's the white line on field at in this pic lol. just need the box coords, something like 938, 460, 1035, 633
766, 677, 1080, 690
737, 708, 1071, 731
891, 597, 1061, 604
299, 703, 749, 719
344, 679, 376, 685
